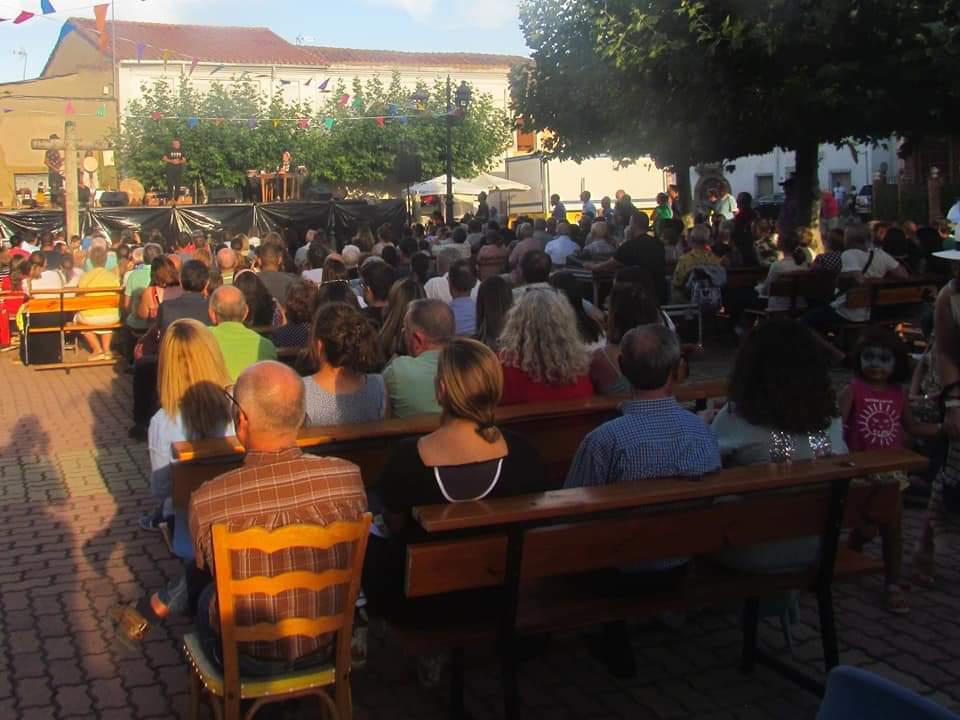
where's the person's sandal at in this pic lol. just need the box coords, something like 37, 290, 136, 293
884, 585, 910, 615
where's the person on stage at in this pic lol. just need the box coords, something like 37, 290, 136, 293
44, 134, 64, 207
162, 139, 187, 206
275, 149, 293, 200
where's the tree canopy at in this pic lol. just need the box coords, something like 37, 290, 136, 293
115, 73, 512, 196
512, 0, 960, 170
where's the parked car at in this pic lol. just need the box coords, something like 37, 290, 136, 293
855, 185, 873, 219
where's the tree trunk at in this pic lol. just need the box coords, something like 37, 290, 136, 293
676, 162, 693, 218
793, 139, 822, 251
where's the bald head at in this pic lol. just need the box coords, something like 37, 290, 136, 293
217, 247, 237, 271
235, 361, 306, 438
209, 285, 247, 324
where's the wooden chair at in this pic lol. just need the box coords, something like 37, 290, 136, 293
182, 515, 372, 720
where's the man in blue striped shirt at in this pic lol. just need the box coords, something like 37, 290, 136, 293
565, 325, 720, 489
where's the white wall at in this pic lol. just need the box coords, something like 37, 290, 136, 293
690, 139, 898, 198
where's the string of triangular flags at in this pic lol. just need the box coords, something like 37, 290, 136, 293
0, 0, 62, 24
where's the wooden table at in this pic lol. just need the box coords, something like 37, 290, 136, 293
258, 172, 300, 202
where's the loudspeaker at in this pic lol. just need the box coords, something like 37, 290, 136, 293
208, 187, 241, 204
100, 191, 129, 207
305, 186, 333, 201
394, 152, 422, 184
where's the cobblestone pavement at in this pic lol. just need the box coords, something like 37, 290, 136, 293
0, 349, 958, 719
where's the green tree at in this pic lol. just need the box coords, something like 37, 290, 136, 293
512, 0, 960, 228
115, 73, 511, 196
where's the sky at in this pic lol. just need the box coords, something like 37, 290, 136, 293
0, 0, 530, 83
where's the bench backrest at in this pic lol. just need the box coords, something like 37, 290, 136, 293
170, 379, 729, 510
24, 287, 123, 314
404, 448, 923, 598
768, 270, 838, 307
725, 266, 769, 290
845, 277, 939, 310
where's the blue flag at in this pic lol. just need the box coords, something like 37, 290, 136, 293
40, 0, 55, 14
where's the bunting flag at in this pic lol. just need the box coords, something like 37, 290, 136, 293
323, 118, 335, 131
318, 78, 330, 91
399, 115, 408, 126
279, 79, 292, 86
40, 0, 56, 14
304, 78, 312, 87
338, 94, 350, 107
96, 103, 107, 117
187, 116, 199, 129
387, 103, 398, 116
351, 96, 363, 110
65, 100, 75, 115
162, 50, 169, 68
189, 58, 198, 75
209, 64, 225, 75
136, 43, 145, 62
298, 117, 310, 129
246, 117, 257, 129
2, 109, 13, 114
272, 118, 281, 128
375, 116, 385, 128
14, 11, 35, 24
151, 111, 162, 122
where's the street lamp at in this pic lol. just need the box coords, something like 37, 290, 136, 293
444, 77, 472, 224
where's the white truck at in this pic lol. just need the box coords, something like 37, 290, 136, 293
503, 152, 670, 221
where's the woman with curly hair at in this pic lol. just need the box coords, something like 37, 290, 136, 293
302, 302, 387, 426
711, 318, 846, 572
378, 276, 426, 360
498, 287, 593, 405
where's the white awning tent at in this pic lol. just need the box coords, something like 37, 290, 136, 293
406, 175, 489, 196
468, 172, 531, 193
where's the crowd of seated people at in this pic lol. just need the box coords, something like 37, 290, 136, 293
4, 205, 956, 703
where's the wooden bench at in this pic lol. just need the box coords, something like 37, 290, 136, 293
397, 447, 926, 719
170, 379, 730, 512
834, 275, 941, 348
21, 287, 123, 368
744, 270, 839, 321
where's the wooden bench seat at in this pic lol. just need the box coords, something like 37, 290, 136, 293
396, 448, 925, 719
21, 288, 124, 368
744, 270, 839, 319
170, 379, 730, 510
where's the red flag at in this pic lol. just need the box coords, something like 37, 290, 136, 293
65, 101, 75, 114
94, 4, 108, 32
151, 111, 162, 122
14, 11, 35, 24
376, 117, 385, 128
338, 94, 349, 107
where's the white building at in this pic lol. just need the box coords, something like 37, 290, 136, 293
691, 140, 899, 201
41, 18, 525, 146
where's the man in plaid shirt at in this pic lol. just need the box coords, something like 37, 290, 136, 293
190, 361, 367, 671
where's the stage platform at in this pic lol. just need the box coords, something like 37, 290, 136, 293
0, 199, 405, 242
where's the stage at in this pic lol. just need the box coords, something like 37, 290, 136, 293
0, 199, 406, 243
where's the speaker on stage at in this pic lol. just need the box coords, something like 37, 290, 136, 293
208, 187, 241, 204
100, 191, 129, 207
305, 186, 333, 202
394, 153, 422, 184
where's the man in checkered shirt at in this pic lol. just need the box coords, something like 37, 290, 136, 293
190, 361, 367, 672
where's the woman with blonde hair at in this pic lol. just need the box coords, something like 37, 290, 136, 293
144, 319, 233, 531
379, 276, 426, 359
363, 338, 546, 619
498, 288, 593, 405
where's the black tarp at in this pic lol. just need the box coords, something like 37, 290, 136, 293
0, 199, 406, 248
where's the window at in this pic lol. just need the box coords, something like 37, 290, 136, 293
516, 128, 536, 153
829, 171, 852, 191
756, 174, 775, 198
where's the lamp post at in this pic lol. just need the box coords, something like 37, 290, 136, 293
444, 76, 472, 224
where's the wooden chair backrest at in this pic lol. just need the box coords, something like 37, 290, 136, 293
211, 516, 371, 687
404, 449, 921, 597
170, 379, 729, 510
